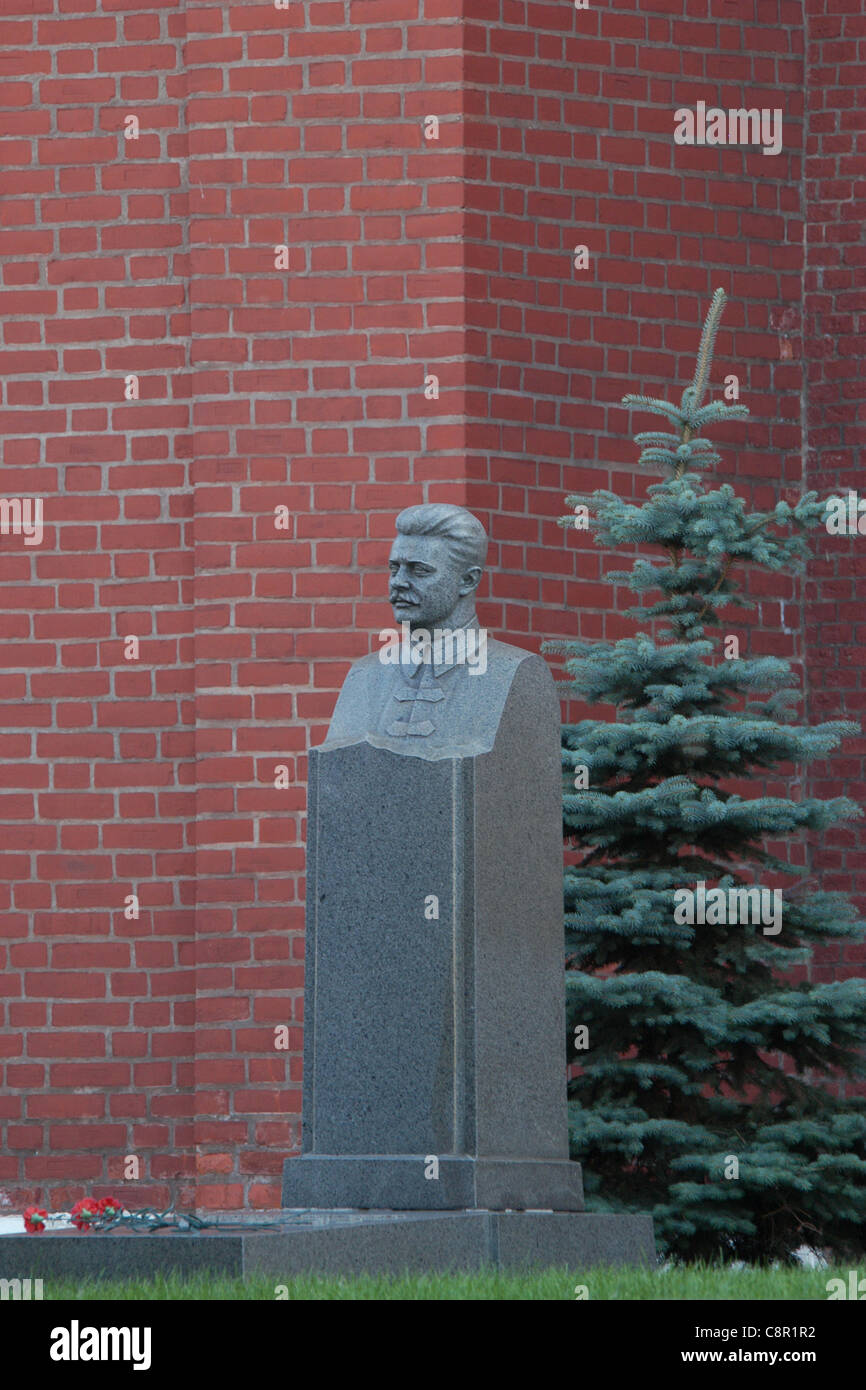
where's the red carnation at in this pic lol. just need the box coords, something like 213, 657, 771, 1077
98, 1196, 123, 1219
23, 1206, 47, 1234
70, 1197, 100, 1231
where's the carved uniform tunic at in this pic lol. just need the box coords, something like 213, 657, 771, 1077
324, 619, 537, 759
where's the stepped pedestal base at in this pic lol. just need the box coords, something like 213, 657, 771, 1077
0, 1210, 655, 1278
281, 1154, 586, 1211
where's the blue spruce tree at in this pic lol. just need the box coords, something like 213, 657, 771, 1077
544, 288, 866, 1262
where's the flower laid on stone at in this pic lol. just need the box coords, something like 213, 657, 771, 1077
23, 1206, 47, 1233
19, 1199, 272, 1235
70, 1197, 103, 1231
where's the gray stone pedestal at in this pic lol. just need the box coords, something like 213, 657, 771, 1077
282, 1156, 583, 1212
0, 1211, 655, 1279
281, 643, 654, 1269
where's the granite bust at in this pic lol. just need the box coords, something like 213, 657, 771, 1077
282, 494, 656, 1267
323, 502, 548, 758
286, 498, 578, 1204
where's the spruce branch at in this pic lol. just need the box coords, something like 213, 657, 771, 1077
688, 286, 727, 412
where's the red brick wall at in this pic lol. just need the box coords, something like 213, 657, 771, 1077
802, 0, 866, 1004
0, 0, 861, 1214
460, 0, 806, 662
0, 0, 195, 1213
1, 0, 475, 1217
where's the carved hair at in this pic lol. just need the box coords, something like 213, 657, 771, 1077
394, 503, 488, 573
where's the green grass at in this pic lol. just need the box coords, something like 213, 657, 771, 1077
39, 1263, 844, 1301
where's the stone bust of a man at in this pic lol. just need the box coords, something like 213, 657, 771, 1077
323, 502, 555, 758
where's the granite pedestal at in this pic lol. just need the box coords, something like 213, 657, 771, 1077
0, 1211, 655, 1280
279, 638, 654, 1270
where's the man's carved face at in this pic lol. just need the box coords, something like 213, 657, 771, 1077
388, 534, 467, 630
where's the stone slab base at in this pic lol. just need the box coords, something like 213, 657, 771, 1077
282, 1154, 585, 1211
0, 1211, 654, 1279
